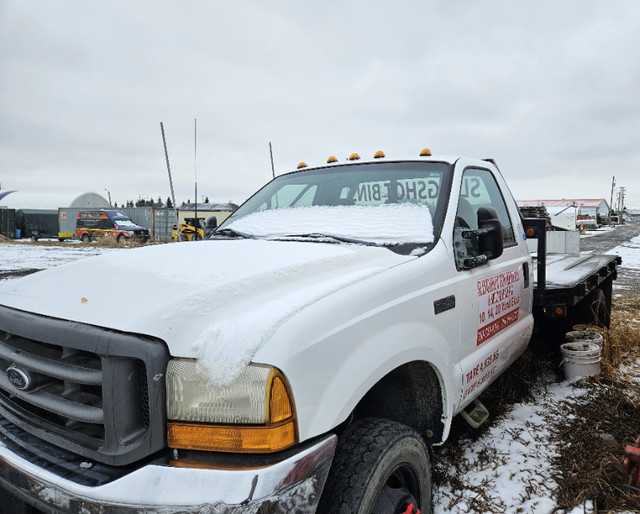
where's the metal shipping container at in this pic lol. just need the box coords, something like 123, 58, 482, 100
0, 208, 16, 238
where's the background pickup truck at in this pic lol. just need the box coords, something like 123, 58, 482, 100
0, 151, 618, 513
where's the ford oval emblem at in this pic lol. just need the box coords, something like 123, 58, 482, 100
6, 366, 32, 391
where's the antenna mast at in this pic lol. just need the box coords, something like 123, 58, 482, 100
269, 141, 275, 179
160, 122, 179, 241
194, 118, 198, 239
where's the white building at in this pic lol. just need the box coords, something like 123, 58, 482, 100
517, 198, 609, 225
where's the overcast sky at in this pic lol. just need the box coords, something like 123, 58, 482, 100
1, 1, 639, 209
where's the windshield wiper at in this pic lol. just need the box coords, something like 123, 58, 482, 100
281, 233, 382, 247
212, 227, 256, 239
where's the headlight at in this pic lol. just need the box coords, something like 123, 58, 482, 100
166, 359, 298, 453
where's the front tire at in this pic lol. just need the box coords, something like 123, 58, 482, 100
318, 418, 431, 514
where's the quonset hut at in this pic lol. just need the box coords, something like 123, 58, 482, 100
0, 191, 109, 239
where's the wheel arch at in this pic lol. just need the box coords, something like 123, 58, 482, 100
353, 360, 446, 446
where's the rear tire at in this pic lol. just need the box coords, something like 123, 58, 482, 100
580, 287, 609, 327
318, 418, 431, 514
81, 234, 90, 243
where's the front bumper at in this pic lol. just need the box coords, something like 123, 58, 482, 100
0, 435, 337, 513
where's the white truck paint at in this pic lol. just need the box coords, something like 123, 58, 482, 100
0, 154, 619, 513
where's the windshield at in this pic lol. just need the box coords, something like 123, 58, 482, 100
113, 218, 137, 228
216, 161, 451, 249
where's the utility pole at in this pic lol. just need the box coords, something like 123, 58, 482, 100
609, 176, 616, 225
619, 186, 627, 219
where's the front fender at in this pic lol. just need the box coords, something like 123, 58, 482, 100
253, 243, 460, 444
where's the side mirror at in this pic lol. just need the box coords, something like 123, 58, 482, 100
460, 206, 503, 268
477, 206, 503, 260
205, 216, 218, 237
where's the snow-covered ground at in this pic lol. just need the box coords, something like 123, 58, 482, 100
610, 234, 640, 275
1, 236, 639, 512
0, 240, 121, 274
433, 381, 586, 513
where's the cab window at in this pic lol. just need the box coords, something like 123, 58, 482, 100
454, 168, 516, 267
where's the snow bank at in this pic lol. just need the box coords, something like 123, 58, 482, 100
227, 203, 435, 244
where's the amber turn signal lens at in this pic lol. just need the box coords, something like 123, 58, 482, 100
167, 420, 297, 453
269, 376, 293, 423
525, 227, 537, 238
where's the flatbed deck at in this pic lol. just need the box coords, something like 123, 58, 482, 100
532, 252, 620, 307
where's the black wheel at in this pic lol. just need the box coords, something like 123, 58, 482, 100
117, 234, 125, 244
81, 234, 91, 243
318, 418, 431, 514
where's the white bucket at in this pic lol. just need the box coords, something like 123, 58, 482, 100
560, 341, 601, 381
565, 330, 604, 348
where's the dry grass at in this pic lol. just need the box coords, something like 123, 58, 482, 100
549, 298, 640, 513
3, 237, 154, 248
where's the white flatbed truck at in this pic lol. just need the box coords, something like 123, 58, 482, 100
0, 151, 619, 513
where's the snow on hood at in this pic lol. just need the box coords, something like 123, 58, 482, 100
226, 203, 435, 244
0, 239, 413, 386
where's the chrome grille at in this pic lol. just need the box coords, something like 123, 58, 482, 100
0, 305, 168, 466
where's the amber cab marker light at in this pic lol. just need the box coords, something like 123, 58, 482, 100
525, 227, 537, 238
348, 153, 361, 161
420, 148, 432, 156
327, 156, 338, 163
297, 162, 307, 169
373, 150, 385, 159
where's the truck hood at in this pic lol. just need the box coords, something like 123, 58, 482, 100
0, 239, 414, 385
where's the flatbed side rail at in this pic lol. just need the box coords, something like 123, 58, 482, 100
522, 217, 621, 312
522, 218, 547, 291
